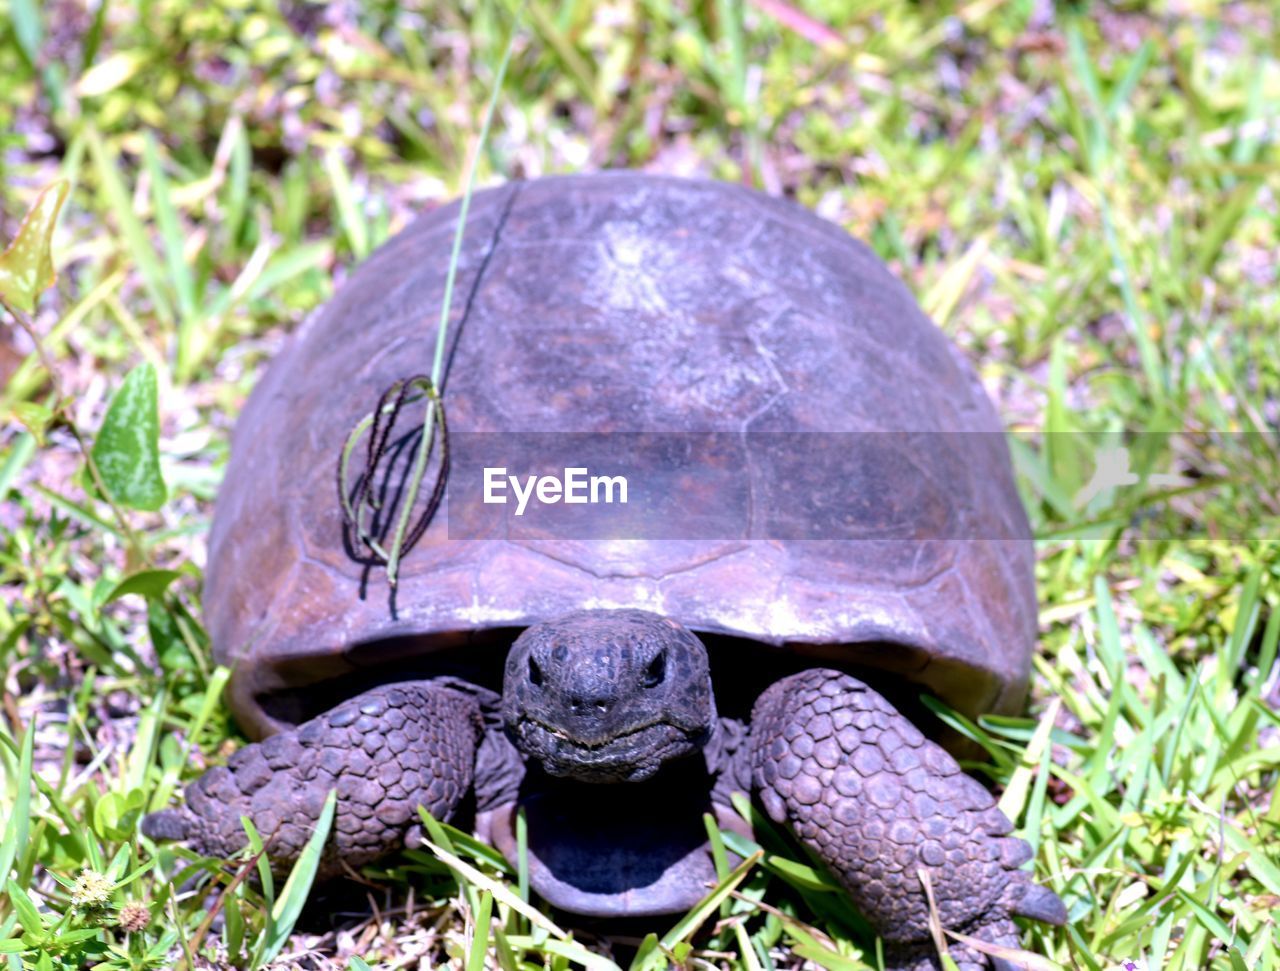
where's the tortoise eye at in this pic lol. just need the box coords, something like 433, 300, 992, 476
528, 655, 544, 687
643, 651, 666, 689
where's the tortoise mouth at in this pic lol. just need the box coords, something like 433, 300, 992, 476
480, 758, 749, 917
515, 719, 710, 783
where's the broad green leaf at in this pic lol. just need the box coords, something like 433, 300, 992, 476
0, 181, 68, 313
90, 362, 167, 511
10, 402, 53, 445
91, 790, 145, 841
102, 568, 181, 604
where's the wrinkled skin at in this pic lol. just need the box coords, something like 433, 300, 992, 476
145, 609, 1065, 971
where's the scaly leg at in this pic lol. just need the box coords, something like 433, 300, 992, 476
749, 669, 1065, 971
143, 679, 495, 876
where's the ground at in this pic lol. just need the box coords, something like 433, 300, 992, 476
0, 0, 1278, 969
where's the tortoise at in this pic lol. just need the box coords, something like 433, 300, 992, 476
144, 173, 1066, 970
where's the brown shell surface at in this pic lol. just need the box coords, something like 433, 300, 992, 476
208, 173, 1036, 739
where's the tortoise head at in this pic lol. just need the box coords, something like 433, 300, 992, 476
502, 609, 716, 782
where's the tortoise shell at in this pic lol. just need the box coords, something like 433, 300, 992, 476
206, 173, 1035, 740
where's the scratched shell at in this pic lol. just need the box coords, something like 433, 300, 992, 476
207, 173, 1036, 739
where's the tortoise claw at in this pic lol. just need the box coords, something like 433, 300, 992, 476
140, 808, 192, 842
1013, 882, 1068, 925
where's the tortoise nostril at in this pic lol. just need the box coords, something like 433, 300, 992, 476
528, 655, 544, 688
570, 695, 612, 714
643, 650, 666, 689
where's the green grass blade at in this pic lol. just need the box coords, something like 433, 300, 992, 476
384, 20, 518, 585
1194, 180, 1261, 278
323, 148, 370, 261
419, 834, 569, 943
0, 723, 34, 883
998, 698, 1060, 824
466, 890, 494, 971
86, 129, 174, 325
1248, 606, 1280, 695
516, 804, 529, 907
653, 850, 762, 962
142, 133, 199, 353
516, 0, 600, 111
1104, 39, 1153, 119
241, 815, 274, 906
125, 689, 164, 793
627, 934, 661, 971
7, 0, 42, 71
3, 879, 44, 940
0, 433, 36, 499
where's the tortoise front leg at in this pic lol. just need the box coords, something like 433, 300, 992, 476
143, 679, 494, 877
749, 669, 1066, 971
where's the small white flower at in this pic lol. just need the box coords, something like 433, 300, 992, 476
70, 869, 113, 910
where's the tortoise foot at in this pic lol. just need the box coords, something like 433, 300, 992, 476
749, 669, 1065, 969
142, 679, 492, 877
